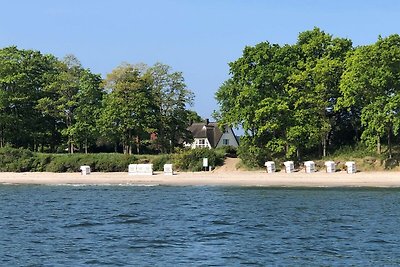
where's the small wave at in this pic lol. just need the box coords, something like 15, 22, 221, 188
123, 183, 160, 187
211, 220, 234, 226
63, 221, 104, 228
30, 228, 50, 234
0, 183, 22, 186
323, 218, 346, 223
115, 213, 136, 218
114, 218, 149, 225
84, 259, 123, 265
44, 183, 161, 187
202, 231, 241, 239
339, 225, 355, 230
367, 239, 392, 244
113, 214, 149, 225
47, 183, 95, 187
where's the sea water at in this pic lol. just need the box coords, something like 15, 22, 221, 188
1, 185, 400, 266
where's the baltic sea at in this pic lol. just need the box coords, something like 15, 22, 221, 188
1, 185, 400, 266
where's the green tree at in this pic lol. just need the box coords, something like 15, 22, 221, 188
99, 63, 156, 154
69, 70, 104, 153
36, 55, 103, 153
338, 35, 400, 156
0, 46, 58, 149
287, 28, 352, 158
187, 110, 203, 123
216, 42, 297, 163
149, 63, 194, 153
37, 55, 83, 153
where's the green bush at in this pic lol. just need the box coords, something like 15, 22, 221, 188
0, 146, 36, 172
330, 143, 379, 159
31, 154, 54, 172
237, 142, 268, 168
92, 154, 136, 172
173, 148, 224, 171
45, 153, 137, 172
151, 154, 172, 171
0, 146, 226, 173
216, 146, 237, 157
45, 154, 86, 172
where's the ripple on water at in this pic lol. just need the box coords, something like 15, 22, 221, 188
63, 221, 104, 228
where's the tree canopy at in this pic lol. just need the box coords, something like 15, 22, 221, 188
0, 47, 198, 154
216, 28, 400, 166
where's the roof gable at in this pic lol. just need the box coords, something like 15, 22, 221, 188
187, 121, 224, 148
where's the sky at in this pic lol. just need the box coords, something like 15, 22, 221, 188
1, 0, 400, 120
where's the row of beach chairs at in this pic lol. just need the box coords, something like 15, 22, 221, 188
264, 161, 357, 174
80, 164, 173, 176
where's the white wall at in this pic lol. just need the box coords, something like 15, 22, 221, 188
216, 127, 239, 148
190, 138, 212, 149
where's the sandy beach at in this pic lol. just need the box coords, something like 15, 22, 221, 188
0, 170, 400, 187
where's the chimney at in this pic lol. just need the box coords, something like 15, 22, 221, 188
205, 118, 209, 125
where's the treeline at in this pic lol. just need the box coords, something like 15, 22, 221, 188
216, 28, 400, 167
0, 46, 201, 154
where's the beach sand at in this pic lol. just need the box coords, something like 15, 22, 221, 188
0, 170, 400, 187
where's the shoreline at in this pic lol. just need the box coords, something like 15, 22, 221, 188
0, 170, 400, 187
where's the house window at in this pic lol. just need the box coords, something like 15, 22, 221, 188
196, 139, 207, 148
223, 139, 229, 145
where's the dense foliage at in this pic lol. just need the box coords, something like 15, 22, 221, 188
216, 28, 400, 166
0, 47, 197, 154
0, 146, 225, 172
173, 148, 225, 172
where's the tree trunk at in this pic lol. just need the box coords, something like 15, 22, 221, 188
123, 130, 130, 154
0, 127, 4, 147
123, 143, 128, 154
388, 129, 392, 159
85, 138, 88, 154
66, 113, 74, 154
322, 138, 327, 158
50, 123, 56, 152
136, 136, 140, 154
377, 136, 381, 154
128, 130, 132, 155
285, 140, 289, 157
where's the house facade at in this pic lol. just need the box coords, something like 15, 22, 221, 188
185, 120, 239, 149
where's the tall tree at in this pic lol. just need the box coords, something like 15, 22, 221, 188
149, 63, 194, 153
216, 42, 298, 163
69, 69, 104, 153
0, 46, 58, 149
99, 63, 156, 154
36, 55, 83, 153
338, 35, 400, 156
287, 28, 352, 158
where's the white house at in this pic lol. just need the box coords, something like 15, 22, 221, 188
185, 119, 239, 149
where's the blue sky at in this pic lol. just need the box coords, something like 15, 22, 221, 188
1, 0, 400, 119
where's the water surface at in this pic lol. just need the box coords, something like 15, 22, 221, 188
1, 185, 400, 266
